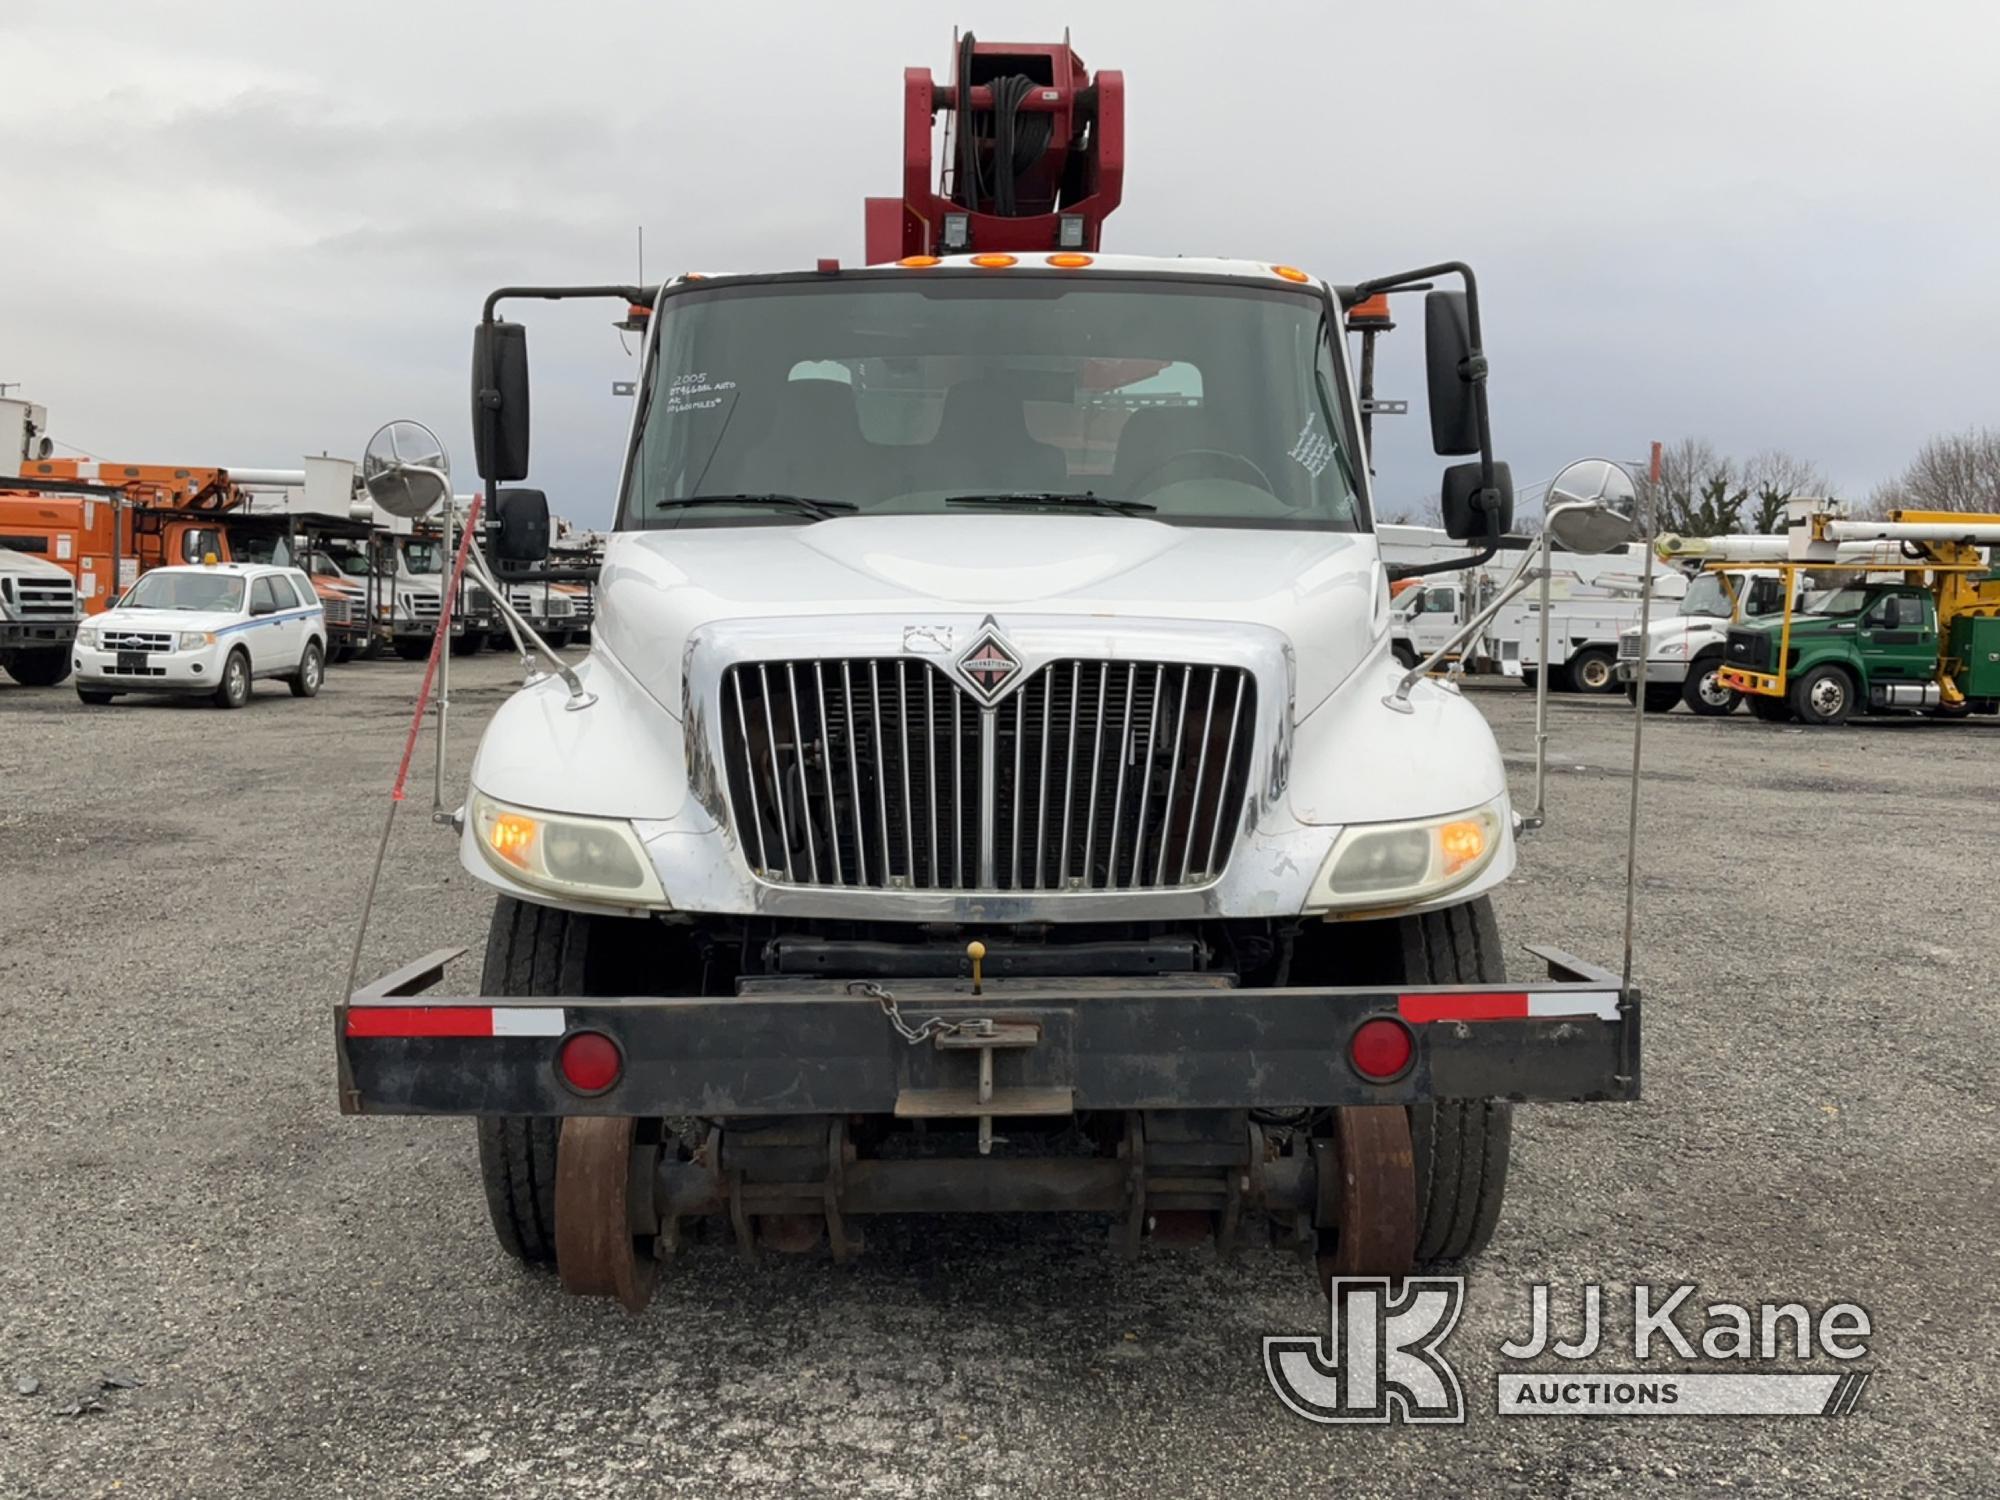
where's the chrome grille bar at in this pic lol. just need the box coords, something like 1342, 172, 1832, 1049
720, 656, 1254, 894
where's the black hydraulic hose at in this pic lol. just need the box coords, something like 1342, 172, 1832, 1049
1387, 545, 1499, 583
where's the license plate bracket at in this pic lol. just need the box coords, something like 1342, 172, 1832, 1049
117, 650, 149, 672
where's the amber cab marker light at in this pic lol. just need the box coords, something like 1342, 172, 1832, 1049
1439, 819, 1488, 877
487, 812, 537, 870
1271, 265, 1312, 283
970, 253, 1019, 268
897, 255, 941, 268
1046, 253, 1094, 268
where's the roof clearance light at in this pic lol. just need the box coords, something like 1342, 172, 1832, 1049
1046, 253, 1093, 268
898, 255, 942, 268
1272, 265, 1312, 283
970, 253, 1019, 269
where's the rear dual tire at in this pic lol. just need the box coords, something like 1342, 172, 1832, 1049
2, 648, 73, 687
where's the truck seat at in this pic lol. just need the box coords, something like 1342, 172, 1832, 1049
916, 378, 1069, 494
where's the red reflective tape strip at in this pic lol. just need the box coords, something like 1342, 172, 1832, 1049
1397, 991, 1530, 1023
345, 1007, 495, 1038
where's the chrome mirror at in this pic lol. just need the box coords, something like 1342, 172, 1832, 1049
362, 421, 451, 520
1543, 458, 1640, 555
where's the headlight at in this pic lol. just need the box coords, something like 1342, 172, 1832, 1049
178, 631, 215, 650
469, 790, 667, 906
76, 626, 98, 648
1305, 798, 1505, 913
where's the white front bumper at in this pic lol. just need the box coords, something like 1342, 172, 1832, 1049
73, 640, 229, 693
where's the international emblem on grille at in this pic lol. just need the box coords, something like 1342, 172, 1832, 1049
958, 631, 1022, 701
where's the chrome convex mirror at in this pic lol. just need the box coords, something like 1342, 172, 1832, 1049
1543, 458, 1640, 555
362, 421, 452, 520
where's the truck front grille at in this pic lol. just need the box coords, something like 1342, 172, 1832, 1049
1725, 627, 1769, 670
11, 578, 77, 619
322, 598, 353, 626
1617, 634, 1642, 661
720, 658, 1257, 893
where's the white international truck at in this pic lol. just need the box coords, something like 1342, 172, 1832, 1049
334, 37, 1645, 1310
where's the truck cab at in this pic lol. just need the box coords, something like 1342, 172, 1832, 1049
1389, 581, 1463, 667
336, 38, 1645, 1307
0, 545, 82, 686
1723, 580, 1954, 724
1618, 568, 1791, 715
390, 530, 496, 658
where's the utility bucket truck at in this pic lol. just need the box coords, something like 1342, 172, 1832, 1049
1702, 502, 2000, 725
336, 37, 1652, 1309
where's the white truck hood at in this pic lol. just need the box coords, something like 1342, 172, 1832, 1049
596, 515, 1387, 719
1625, 610, 1728, 655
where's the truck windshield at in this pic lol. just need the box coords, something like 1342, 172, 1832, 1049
623, 277, 1363, 532
1678, 574, 1734, 617
401, 540, 444, 575
120, 571, 246, 613
1800, 586, 1871, 616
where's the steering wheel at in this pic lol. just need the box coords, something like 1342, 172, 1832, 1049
1126, 448, 1275, 498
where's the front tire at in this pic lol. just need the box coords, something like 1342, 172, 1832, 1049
1567, 648, 1618, 694
213, 648, 251, 709
1680, 653, 1739, 716
1790, 664, 1854, 726
474, 898, 683, 1265
288, 639, 324, 698
449, 632, 483, 658
3, 647, 73, 687
393, 637, 430, 662
1297, 898, 1514, 1267
1747, 693, 1792, 723
77, 688, 116, 705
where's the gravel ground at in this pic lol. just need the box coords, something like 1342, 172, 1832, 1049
2, 656, 1996, 1498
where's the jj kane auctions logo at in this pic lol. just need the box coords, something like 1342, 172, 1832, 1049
1267, 1280, 1874, 1423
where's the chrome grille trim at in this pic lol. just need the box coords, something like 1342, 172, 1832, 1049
719, 656, 1256, 893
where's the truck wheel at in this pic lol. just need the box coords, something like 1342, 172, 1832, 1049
288, 640, 324, 698
213, 648, 251, 709
474, 897, 670, 1266
1680, 654, 1739, 716
392, 637, 430, 662
449, 633, 483, 658
1747, 693, 1792, 723
77, 689, 116, 705
2, 647, 73, 687
1567, 648, 1617, 694
1790, 664, 1854, 726
331, 642, 358, 665
1521, 668, 1539, 691
1295, 898, 1513, 1269
1392, 642, 1418, 671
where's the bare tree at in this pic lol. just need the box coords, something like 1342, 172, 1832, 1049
1742, 449, 1829, 533
1636, 437, 1745, 537
1892, 428, 2000, 513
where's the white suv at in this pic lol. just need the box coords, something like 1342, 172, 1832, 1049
73, 562, 327, 708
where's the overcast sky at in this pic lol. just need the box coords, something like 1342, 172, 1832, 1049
6, 1, 1996, 526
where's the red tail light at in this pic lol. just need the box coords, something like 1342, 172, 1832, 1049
1349, 1017, 1414, 1081
556, 1031, 622, 1094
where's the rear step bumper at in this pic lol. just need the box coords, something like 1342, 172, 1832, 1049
337, 946, 1640, 1118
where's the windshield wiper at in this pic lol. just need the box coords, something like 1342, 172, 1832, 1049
944, 491, 1156, 516
654, 493, 858, 520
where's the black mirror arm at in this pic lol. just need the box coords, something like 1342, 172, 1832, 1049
476, 284, 657, 516
1349, 260, 1501, 537
1387, 544, 1497, 583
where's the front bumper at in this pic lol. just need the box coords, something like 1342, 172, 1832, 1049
1615, 658, 1689, 685
2, 622, 78, 650
338, 946, 1640, 1117
72, 640, 227, 693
